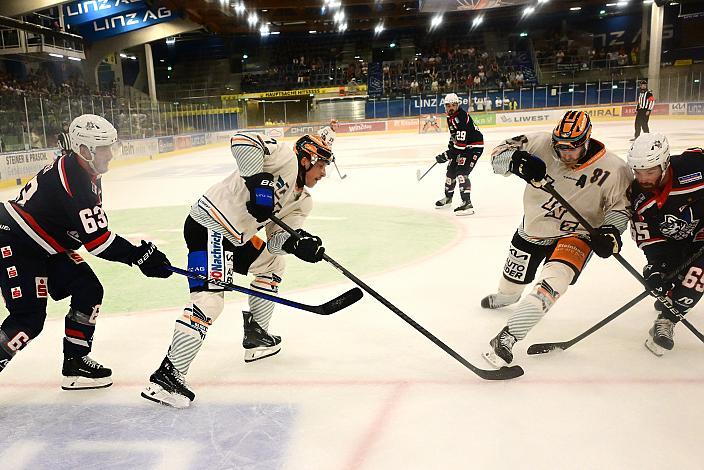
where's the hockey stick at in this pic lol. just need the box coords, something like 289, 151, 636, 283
269, 214, 524, 380
536, 180, 704, 343
166, 266, 362, 315
416, 162, 437, 182
333, 161, 347, 180
527, 243, 704, 354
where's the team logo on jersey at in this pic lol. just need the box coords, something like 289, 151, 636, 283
678, 172, 703, 185
659, 207, 699, 240
1, 246, 12, 258
504, 247, 531, 282
457, 157, 466, 165
68, 252, 85, 264
541, 198, 569, 220
35, 277, 48, 298
6, 266, 17, 278
10, 286, 21, 299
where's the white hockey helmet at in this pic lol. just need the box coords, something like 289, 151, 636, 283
69, 114, 120, 174
627, 133, 670, 172
444, 93, 460, 105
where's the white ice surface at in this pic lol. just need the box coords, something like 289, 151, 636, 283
1, 119, 704, 470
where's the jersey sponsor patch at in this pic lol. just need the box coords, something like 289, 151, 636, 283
68, 251, 85, 264
457, 157, 466, 165
208, 229, 225, 282
1, 246, 12, 258
504, 246, 531, 282
677, 172, 703, 185
35, 277, 48, 298
10, 286, 22, 299
186, 250, 208, 290
6, 266, 17, 278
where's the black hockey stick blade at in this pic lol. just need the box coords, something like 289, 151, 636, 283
317, 287, 363, 314
167, 266, 362, 315
474, 364, 525, 380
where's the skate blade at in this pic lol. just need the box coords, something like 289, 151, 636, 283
141, 384, 191, 409
244, 345, 281, 363
61, 375, 112, 390
454, 209, 475, 216
482, 350, 510, 369
644, 338, 665, 357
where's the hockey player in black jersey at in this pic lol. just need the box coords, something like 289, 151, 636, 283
433, 93, 484, 215
0, 114, 172, 389
628, 133, 704, 356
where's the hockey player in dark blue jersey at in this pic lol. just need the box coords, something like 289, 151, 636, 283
0, 114, 172, 389
433, 93, 484, 215
628, 133, 704, 356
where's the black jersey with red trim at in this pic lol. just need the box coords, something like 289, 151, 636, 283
446, 107, 484, 159
0, 152, 134, 263
630, 148, 704, 264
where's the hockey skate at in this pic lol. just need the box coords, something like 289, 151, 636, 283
645, 316, 675, 357
453, 200, 474, 216
435, 196, 452, 209
141, 357, 195, 408
61, 355, 112, 390
483, 326, 517, 368
243, 311, 281, 363
480, 292, 521, 309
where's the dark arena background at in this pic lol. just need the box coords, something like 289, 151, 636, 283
0, 0, 703, 468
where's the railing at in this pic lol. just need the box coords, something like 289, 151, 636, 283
0, 93, 241, 152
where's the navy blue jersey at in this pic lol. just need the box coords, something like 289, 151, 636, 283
630, 148, 704, 264
446, 107, 484, 159
0, 152, 134, 263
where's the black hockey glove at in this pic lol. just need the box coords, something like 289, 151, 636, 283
588, 225, 623, 258
131, 240, 172, 278
643, 262, 675, 295
508, 150, 546, 185
281, 229, 325, 263
244, 172, 276, 223
435, 152, 449, 164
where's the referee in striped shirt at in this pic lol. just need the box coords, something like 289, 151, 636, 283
633, 80, 654, 141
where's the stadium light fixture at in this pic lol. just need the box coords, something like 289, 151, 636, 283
334, 10, 345, 23
248, 12, 258, 26
519, 32, 528, 37
430, 14, 443, 29
616, 1, 629, 6
68, 56, 81, 61
472, 15, 483, 27
374, 22, 384, 34
390, 42, 396, 48
537, 0, 549, 3
569, 6, 582, 10
260, 24, 270, 36
233, 2, 245, 13
600, 9, 607, 14
119, 53, 128, 58
338, 21, 348, 32
167, 66, 172, 71
523, 6, 535, 15
309, 30, 317, 33
165, 37, 175, 46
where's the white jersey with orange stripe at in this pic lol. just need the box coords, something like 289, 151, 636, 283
491, 132, 633, 241
189, 133, 299, 247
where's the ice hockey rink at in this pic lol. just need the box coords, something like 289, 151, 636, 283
1, 117, 703, 470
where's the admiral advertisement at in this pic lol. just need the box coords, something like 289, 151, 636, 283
63, 0, 179, 42
583, 106, 622, 120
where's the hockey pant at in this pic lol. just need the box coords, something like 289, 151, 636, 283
655, 251, 704, 323
444, 151, 479, 202
166, 216, 285, 374
634, 109, 650, 138
496, 231, 592, 340
0, 237, 103, 372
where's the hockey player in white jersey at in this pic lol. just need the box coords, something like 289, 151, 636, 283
142, 133, 333, 408
318, 119, 338, 147
481, 110, 633, 367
